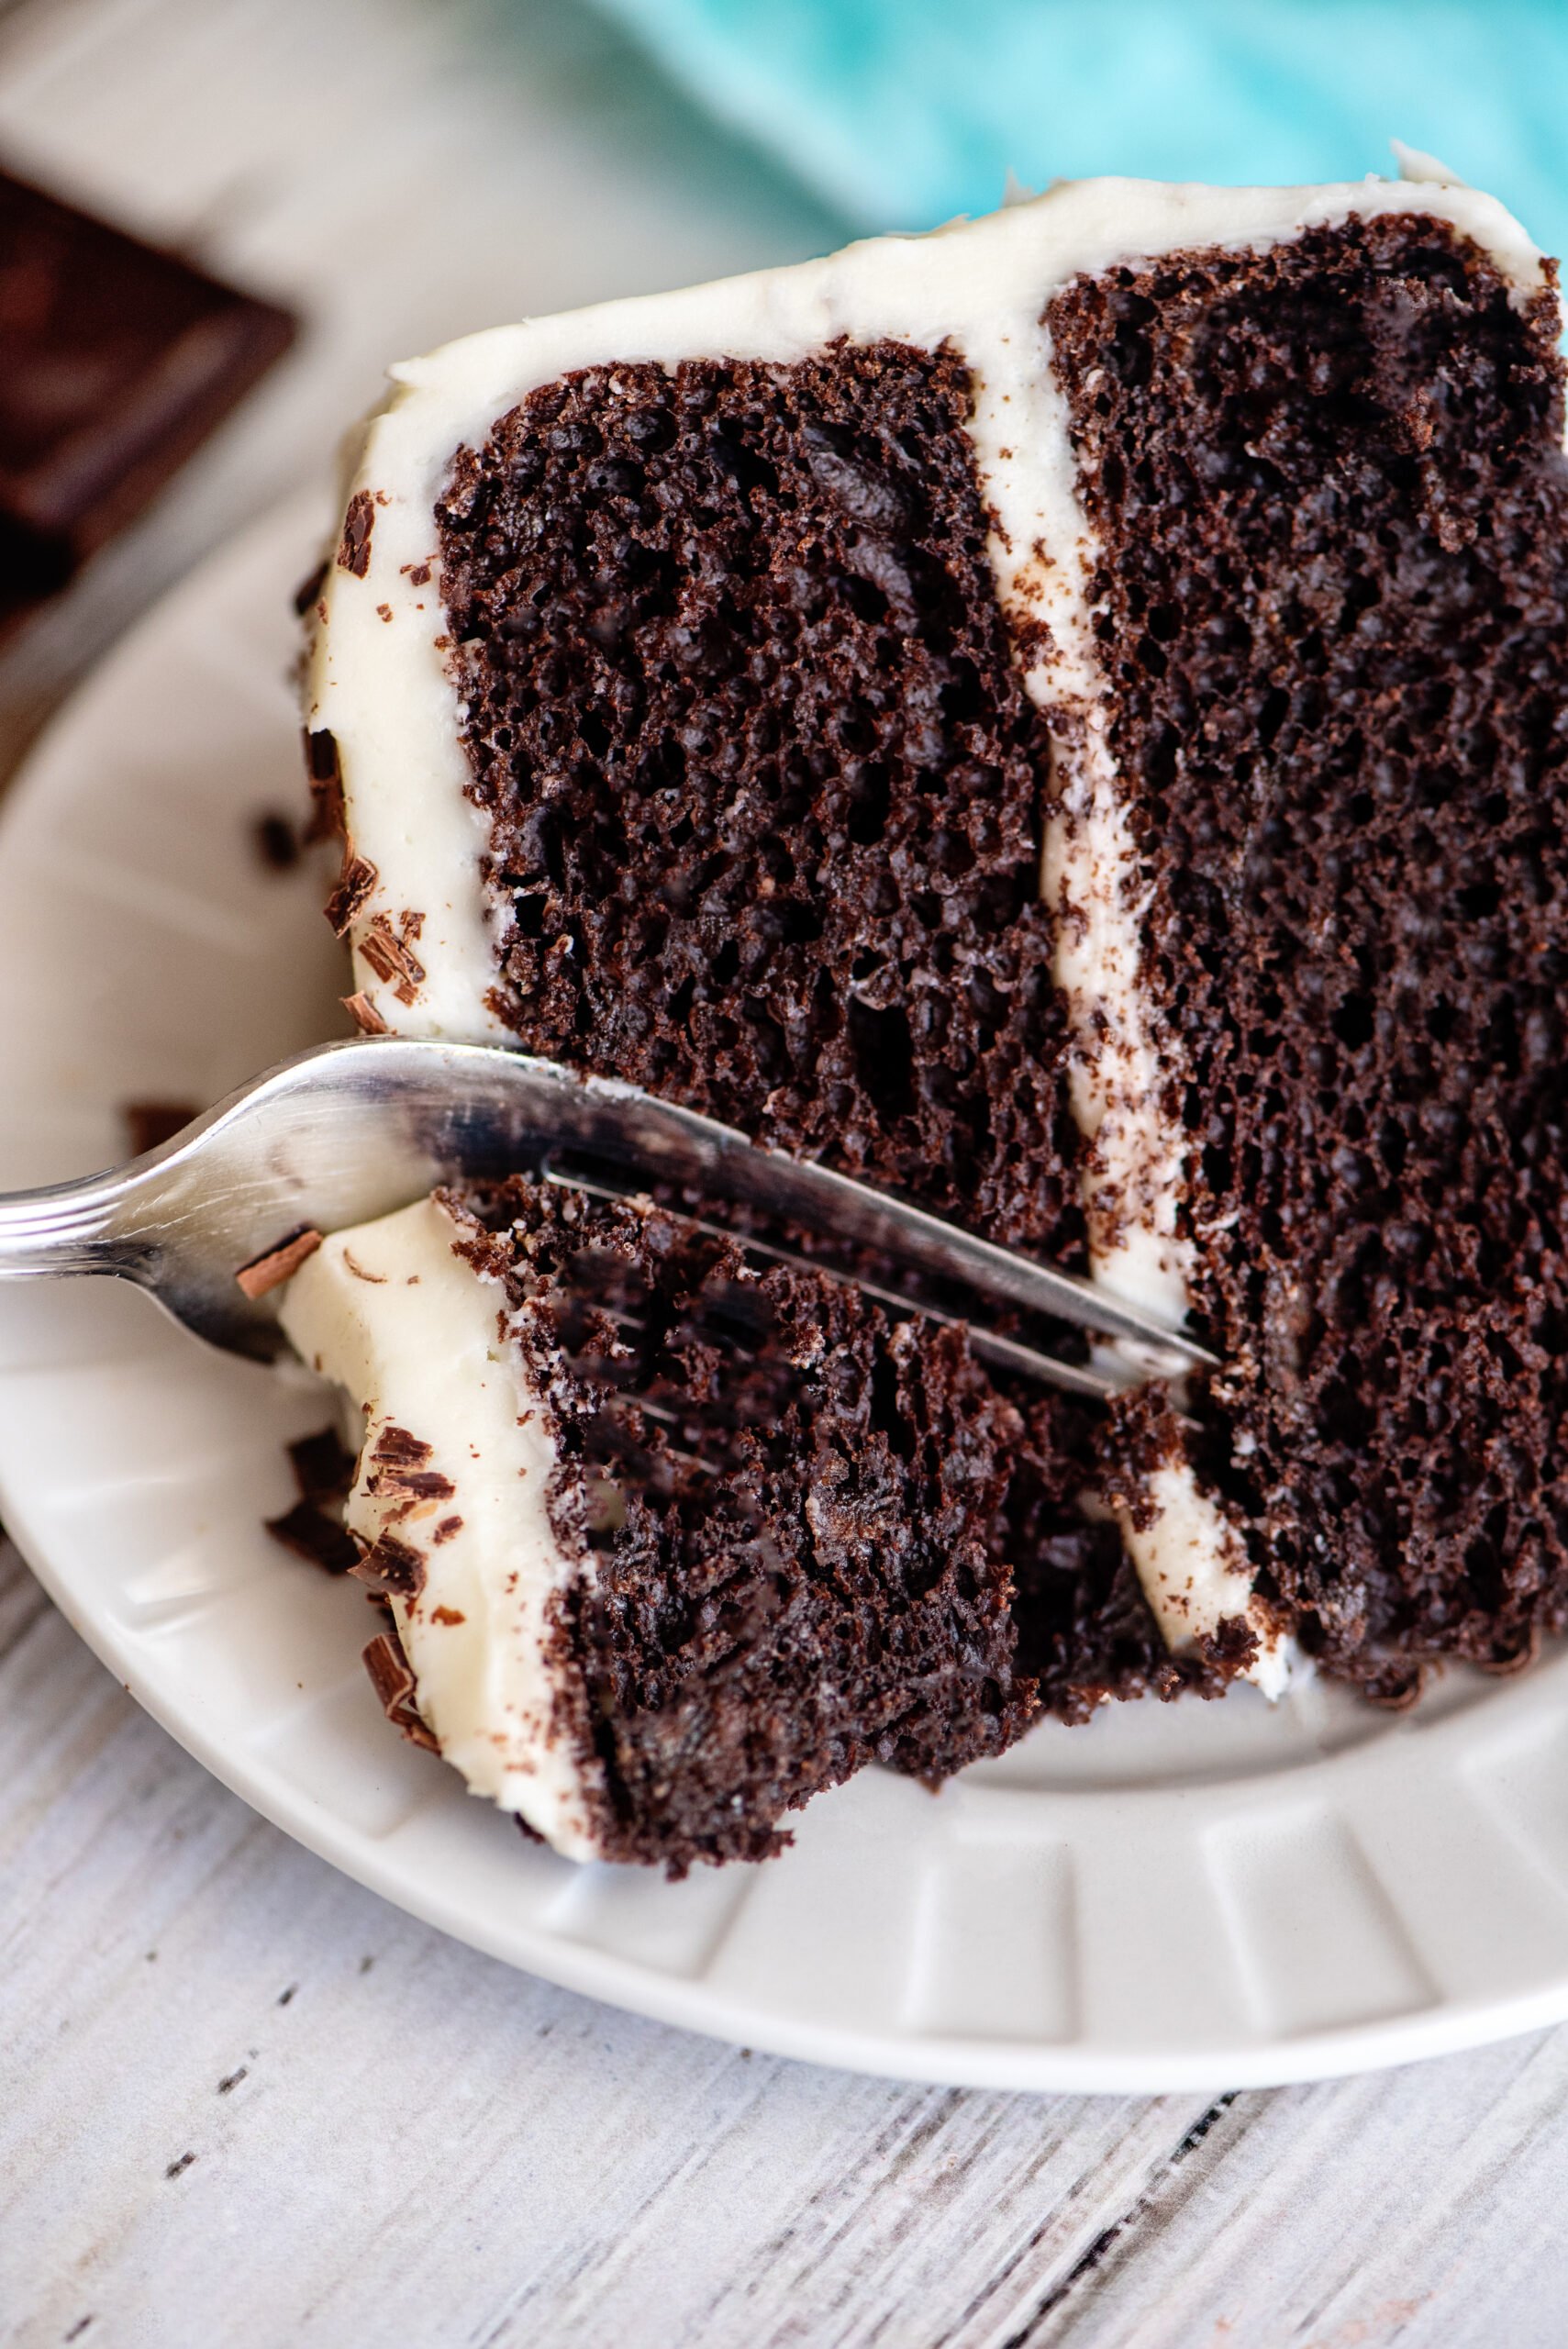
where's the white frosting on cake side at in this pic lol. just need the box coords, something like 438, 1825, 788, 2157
1118, 1467, 1292, 1703
278, 1197, 606, 1859
305, 166, 1550, 1693
963, 314, 1195, 1330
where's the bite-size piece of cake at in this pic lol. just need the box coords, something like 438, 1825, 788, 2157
280, 1179, 1073, 1869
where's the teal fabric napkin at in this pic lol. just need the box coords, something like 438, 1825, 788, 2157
589, 0, 1568, 258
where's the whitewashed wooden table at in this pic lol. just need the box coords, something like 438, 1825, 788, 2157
4, 4, 1568, 2342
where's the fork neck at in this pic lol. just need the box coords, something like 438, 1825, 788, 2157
0, 1175, 125, 1280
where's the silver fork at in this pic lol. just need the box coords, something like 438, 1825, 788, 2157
0, 1038, 1213, 1400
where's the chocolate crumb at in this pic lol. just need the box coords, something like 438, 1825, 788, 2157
362, 1632, 439, 1749
376, 602, 393, 622
217, 2066, 248, 2095
430, 1605, 466, 1625
431, 1514, 464, 1544
342, 1249, 388, 1285
287, 1426, 355, 1501
236, 1227, 323, 1298
164, 2154, 196, 2182
264, 1499, 360, 1575
122, 1100, 197, 1156
338, 489, 375, 576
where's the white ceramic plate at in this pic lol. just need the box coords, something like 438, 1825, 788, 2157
6, 501, 1568, 2093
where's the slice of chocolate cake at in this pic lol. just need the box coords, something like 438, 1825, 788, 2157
303, 155, 1568, 1725
279, 1178, 1069, 1868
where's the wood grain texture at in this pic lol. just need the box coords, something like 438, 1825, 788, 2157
9, 1531, 1568, 2348
3, 2, 1568, 2343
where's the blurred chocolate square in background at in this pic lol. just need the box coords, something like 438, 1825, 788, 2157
0, 167, 296, 631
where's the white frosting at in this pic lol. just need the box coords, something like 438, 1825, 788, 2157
1115, 1465, 1291, 1702
278, 1198, 606, 1859
306, 166, 1549, 1692
1392, 141, 1468, 188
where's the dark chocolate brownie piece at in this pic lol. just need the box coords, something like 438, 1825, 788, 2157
0, 169, 295, 625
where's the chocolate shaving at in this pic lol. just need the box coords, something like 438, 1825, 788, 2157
372, 1425, 432, 1467
362, 1632, 439, 1751
236, 1227, 323, 1298
265, 1499, 361, 1575
288, 1426, 356, 1501
342, 990, 388, 1036
350, 1529, 427, 1601
293, 557, 329, 617
366, 1426, 455, 1517
368, 1465, 456, 1520
122, 1100, 197, 1155
303, 728, 345, 843
431, 1515, 464, 1544
338, 489, 375, 577
325, 850, 376, 937
358, 911, 427, 1004
379, 1471, 456, 1514
306, 726, 340, 784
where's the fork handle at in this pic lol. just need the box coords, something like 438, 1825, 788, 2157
0, 1178, 122, 1279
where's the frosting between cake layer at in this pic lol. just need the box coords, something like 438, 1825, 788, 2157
277, 1197, 606, 1859
308, 163, 1549, 1693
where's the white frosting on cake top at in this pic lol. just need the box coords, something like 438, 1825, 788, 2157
278, 1197, 606, 1860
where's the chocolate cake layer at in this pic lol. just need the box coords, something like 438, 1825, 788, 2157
449, 1177, 1043, 1868
1050, 215, 1568, 1694
435, 347, 1082, 1254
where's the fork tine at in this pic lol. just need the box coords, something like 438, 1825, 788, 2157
541, 1165, 1122, 1402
